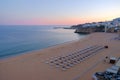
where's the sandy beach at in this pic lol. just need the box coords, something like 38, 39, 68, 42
0, 32, 120, 80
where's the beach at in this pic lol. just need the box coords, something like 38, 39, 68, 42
0, 32, 120, 80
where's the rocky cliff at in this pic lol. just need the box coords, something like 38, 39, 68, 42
71, 17, 120, 34
74, 26, 105, 34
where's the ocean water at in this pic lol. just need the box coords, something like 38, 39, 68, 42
0, 25, 86, 59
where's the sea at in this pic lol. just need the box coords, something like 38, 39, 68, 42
0, 25, 86, 59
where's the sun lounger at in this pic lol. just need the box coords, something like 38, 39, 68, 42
45, 45, 105, 71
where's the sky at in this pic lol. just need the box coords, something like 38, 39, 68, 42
0, 0, 120, 25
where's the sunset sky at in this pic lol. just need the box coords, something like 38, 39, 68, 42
0, 0, 120, 25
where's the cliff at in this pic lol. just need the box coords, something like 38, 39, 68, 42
71, 17, 120, 34
75, 26, 105, 34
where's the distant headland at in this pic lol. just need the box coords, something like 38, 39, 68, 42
70, 17, 120, 34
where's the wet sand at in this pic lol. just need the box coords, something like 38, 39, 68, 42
0, 32, 120, 80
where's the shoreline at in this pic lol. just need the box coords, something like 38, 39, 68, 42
0, 26, 81, 60
0, 32, 119, 80
0, 34, 87, 62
